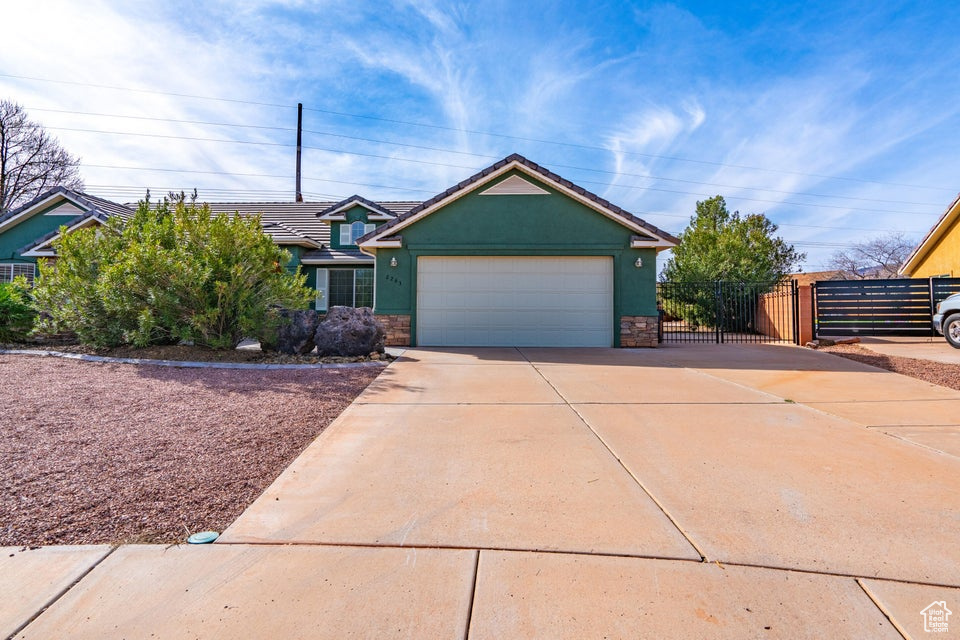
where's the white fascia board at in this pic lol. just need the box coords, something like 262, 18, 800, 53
22, 249, 57, 258
630, 237, 676, 250
360, 160, 675, 245
320, 214, 393, 222
361, 237, 403, 249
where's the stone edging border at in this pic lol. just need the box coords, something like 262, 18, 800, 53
0, 349, 390, 370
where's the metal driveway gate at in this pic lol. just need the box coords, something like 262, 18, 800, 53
814, 277, 960, 337
657, 280, 799, 344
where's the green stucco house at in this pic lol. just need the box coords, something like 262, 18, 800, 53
0, 154, 677, 348
353, 154, 677, 347
0, 187, 136, 282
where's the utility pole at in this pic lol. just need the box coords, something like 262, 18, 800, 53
295, 102, 303, 202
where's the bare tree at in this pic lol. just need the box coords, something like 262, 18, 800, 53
828, 233, 914, 279
0, 100, 83, 214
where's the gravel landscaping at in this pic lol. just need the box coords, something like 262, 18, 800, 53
0, 355, 381, 546
0, 342, 390, 365
821, 343, 960, 392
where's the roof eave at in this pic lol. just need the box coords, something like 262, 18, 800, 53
630, 235, 678, 251
899, 192, 960, 276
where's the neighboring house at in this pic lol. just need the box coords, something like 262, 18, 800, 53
0, 153, 678, 348
900, 193, 960, 277
0, 190, 417, 304
0, 187, 134, 284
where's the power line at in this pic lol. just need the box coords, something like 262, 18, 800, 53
6, 72, 955, 193
56, 127, 942, 216
303, 103, 956, 193
31, 108, 955, 207
81, 169, 925, 237
1, 73, 292, 109
32, 106, 948, 208
84, 163, 433, 194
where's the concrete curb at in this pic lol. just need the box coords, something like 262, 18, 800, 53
0, 349, 390, 370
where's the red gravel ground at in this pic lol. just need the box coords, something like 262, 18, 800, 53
821, 343, 960, 392
0, 355, 381, 546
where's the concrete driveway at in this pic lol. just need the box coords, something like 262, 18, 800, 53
857, 335, 960, 365
7, 344, 960, 639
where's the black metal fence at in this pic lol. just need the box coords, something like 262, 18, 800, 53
814, 277, 960, 337
657, 280, 799, 344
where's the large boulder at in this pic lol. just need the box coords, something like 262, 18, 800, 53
260, 309, 320, 355
314, 306, 385, 357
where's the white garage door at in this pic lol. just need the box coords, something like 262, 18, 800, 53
417, 256, 613, 347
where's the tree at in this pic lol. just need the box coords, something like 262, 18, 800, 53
0, 100, 83, 214
659, 196, 804, 330
827, 233, 913, 279
33, 197, 313, 349
660, 195, 804, 283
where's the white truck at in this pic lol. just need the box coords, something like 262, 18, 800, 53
934, 292, 960, 348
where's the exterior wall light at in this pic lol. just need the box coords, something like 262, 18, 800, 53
390, 257, 398, 267
634, 257, 643, 268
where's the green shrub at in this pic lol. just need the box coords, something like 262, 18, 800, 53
0, 277, 36, 342
33, 197, 313, 349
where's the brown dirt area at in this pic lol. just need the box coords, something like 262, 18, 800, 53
0, 355, 381, 546
820, 343, 960, 392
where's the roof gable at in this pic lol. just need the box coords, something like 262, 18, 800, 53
479, 174, 550, 196
900, 193, 960, 276
357, 153, 679, 250
0, 187, 133, 237
21, 214, 105, 257
317, 195, 397, 221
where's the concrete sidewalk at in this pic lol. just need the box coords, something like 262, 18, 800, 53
6, 344, 960, 639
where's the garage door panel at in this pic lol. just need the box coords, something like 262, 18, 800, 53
417, 257, 613, 347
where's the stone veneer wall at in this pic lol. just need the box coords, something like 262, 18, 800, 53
376, 314, 412, 346
619, 315, 659, 348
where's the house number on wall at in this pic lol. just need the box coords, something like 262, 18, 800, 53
385, 274, 403, 286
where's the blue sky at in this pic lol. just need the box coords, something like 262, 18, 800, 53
2, 0, 959, 271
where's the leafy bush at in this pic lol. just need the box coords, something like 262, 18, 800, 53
0, 276, 36, 342
33, 197, 313, 349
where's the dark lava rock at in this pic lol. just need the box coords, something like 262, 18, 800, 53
260, 309, 320, 355
314, 306, 385, 357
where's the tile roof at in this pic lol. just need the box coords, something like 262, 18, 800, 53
77, 192, 135, 220
0, 186, 134, 226
358, 153, 681, 246
203, 201, 420, 246
299, 247, 373, 264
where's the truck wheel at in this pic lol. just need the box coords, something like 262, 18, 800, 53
945, 314, 960, 349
